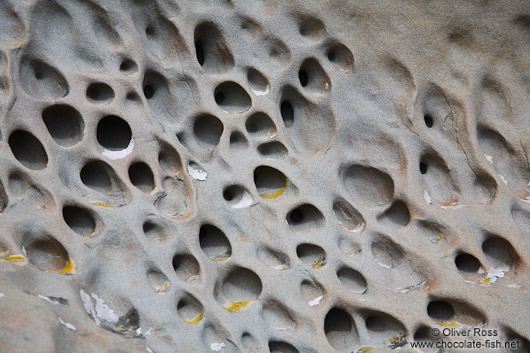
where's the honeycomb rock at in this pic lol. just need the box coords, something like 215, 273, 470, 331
0, 0, 529, 352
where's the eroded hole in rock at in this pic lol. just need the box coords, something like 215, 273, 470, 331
287, 204, 324, 231
128, 162, 155, 193
20, 58, 69, 100
254, 166, 287, 200
143, 219, 167, 243
229, 131, 248, 149
8, 130, 48, 170
481, 234, 519, 269
337, 266, 367, 294
280, 101, 294, 127
221, 267, 262, 303
96, 116, 132, 150
269, 341, 299, 353
455, 253, 481, 274
324, 41, 354, 70
119, 59, 138, 74
86, 82, 114, 103
199, 224, 231, 261
214, 82, 251, 113
177, 295, 204, 324
246, 112, 276, 137
296, 243, 326, 269
63, 205, 96, 237
193, 114, 224, 149
324, 308, 359, 351
427, 300, 455, 321
24, 236, 69, 272
257, 141, 288, 158
424, 114, 434, 128
173, 254, 200, 282
247, 68, 269, 94
194, 22, 234, 74
42, 105, 84, 147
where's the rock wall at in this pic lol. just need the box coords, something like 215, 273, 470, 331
0, 0, 529, 352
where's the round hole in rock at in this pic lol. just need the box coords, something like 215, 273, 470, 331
287, 204, 324, 231
193, 114, 224, 149
42, 104, 84, 147
25, 237, 69, 272
143, 220, 167, 243
337, 266, 367, 294
8, 130, 48, 170
199, 224, 231, 261
177, 295, 204, 324
96, 116, 132, 150
119, 59, 137, 74
245, 112, 276, 137
455, 253, 481, 273
173, 254, 200, 281
213, 82, 251, 113
324, 308, 359, 351
247, 68, 269, 94
128, 162, 154, 193
424, 114, 434, 128
297, 243, 326, 269
62, 205, 95, 237
419, 162, 427, 174
298, 70, 308, 87
222, 185, 250, 208
427, 301, 454, 321
254, 166, 287, 200
221, 267, 262, 302
86, 82, 114, 103
80, 161, 112, 193
481, 235, 519, 269
280, 101, 294, 127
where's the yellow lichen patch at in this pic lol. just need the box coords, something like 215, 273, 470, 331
480, 277, 491, 285
156, 281, 170, 293
356, 346, 375, 353
86, 231, 96, 238
389, 333, 405, 344
223, 300, 253, 312
435, 317, 461, 328
312, 258, 326, 269
90, 201, 113, 208
437, 234, 443, 242
181, 312, 203, 325
0, 254, 27, 265
211, 256, 230, 262
53, 258, 75, 275
259, 180, 288, 200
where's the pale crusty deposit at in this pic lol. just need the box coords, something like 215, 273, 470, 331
0, 0, 530, 352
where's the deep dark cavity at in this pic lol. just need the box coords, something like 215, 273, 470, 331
280, 101, 294, 127
97, 116, 132, 150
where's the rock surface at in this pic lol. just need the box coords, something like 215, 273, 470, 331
0, 0, 530, 352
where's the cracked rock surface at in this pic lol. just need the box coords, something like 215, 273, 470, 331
0, 0, 530, 352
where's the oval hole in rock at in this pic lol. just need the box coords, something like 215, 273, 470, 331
193, 114, 224, 150
25, 236, 69, 272
158, 142, 182, 175
257, 142, 288, 159
247, 68, 269, 94
280, 101, 294, 127
63, 205, 96, 237
42, 104, 84, 147
86, 82, 115, 103
324, 308, 359, 351
143, 219, 167, 243
199, 224, 231, 261
337, 266, 367, 294
299, 58, 331, 93
269, 341, 299, 353
254, 166, 287, 200
8, 130, 48, 170
177, 295, 204, 324
20, 58, 69, 100
455, 253, 481, 274
364, 312, 405, 337
481, 235, 520, 269
223, 185, 251, 208
221, 267, 262, 302
298, 16, 326, 39
214, 82, 251, 113
377, 200, 410, 227
194, 22, 234, 74
245, 112, 276, 137
325, 41, 354, 71
128, 162, 154, 193
173, 254, 200, 282
424, 114, 434, 128
333, 198, 365, 232
427, 300, 454, 321
119, 59, 138, 74
296, 243, 326, 269
287, 204, 324, 231
80, 161, 112, 193
97, 116, 132, 150
341, 164, 394, 208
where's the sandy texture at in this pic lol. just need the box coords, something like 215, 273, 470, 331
0, 0, 530, 352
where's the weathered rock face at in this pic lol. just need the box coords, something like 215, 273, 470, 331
1, 0, 530, 352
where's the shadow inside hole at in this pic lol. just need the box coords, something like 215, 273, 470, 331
427, 301, 454, 321
299, 70, 308, 87
455, 253, 481, 273
280, 101, 294, 127
63, 205, 95, 237
419, 162, 427, 174
424, 114, 434, 128
97, 116, 132, 150
86, 82, 114, 103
